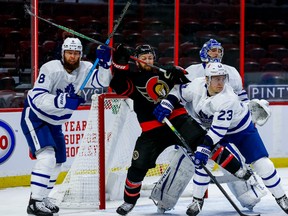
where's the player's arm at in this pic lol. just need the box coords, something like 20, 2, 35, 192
109, 44, 134, 96
29, 67, 84, 111
90, 45, 112, 88
153, 82, 192, 122
194, 102, 233, 168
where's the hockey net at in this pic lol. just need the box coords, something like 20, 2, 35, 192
53, 93, 176, 209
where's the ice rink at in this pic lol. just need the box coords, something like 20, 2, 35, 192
1, 168, 287, 216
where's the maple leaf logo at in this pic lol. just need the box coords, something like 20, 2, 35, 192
56, 84, 76, 96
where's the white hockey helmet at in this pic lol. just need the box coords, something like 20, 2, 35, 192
61, 37, 83, 59
205, 62, 227, 77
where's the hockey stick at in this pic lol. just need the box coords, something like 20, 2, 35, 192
78, 0, 132, 92
24, 5, 110, 49
129, 55, 166, 72
163, 117, 261, 216
24, 5, 171, 75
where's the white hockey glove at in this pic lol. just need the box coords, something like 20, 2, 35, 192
248, 99, 271, 126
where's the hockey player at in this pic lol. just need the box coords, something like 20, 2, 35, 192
186, 39, 270, 210
20, 37, 112, 216
150, 38, 270, 213
110, 44, 253, 215
153, 62, 288, 216
186, 38, 270, 123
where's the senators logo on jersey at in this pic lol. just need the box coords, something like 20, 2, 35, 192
136, 76, 170, 103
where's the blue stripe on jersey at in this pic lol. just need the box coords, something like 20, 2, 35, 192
91, 69, 105, 88
227, 110, 250, 133
238, 90, 249, 102
179, 84, 188, 103
210, 126, 225, 138
32, 88, 49, 99
28, 95, 72, 121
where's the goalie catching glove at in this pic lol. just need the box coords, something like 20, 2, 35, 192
248, 99, 271, 126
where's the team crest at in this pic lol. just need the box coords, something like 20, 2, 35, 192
136, 76, 169, 103
56, 83, 76, 96
198, 110, 213, 128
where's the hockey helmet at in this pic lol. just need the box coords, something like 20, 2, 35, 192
134, 44, 156, 60
199, 39, 224, 63
205, 62, 227, 77
61, 37, 83, 59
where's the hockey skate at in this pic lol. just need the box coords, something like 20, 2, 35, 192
27, 198, 53, 216
43, 197, 59, 214
186, 197, 204, 216
276, 194, 288, 214
116, 202, 135, 215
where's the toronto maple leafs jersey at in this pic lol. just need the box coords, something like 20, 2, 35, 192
170, 77, 252, 145
185, 63, 249, 102
27, 60, 111, 125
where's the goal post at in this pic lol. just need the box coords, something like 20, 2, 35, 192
53, 93, 177, 209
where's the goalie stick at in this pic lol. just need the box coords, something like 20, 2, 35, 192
163, 117, 261, 216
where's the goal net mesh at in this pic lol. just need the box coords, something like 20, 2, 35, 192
53, 93, 176, 209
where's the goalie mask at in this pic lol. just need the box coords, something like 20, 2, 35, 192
61, 37, 83, 60
134, 44, 156, 60
200, 39, 224, 63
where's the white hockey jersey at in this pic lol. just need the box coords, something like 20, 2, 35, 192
27, 60, 112, 125
185, 63, 248, 102
170, 77, 251, 145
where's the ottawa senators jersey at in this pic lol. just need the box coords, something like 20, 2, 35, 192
109, 67, 187, 131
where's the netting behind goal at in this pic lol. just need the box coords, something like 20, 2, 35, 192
53, 93, 176, 209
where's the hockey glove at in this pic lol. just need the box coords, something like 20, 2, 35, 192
248, 99, 271, 126
55, 93, 86, 110
96, 45, 111, 69
163, 65, 190, 84
112, 44, 130, 70
194, 145, 211, 169
153, 99, 174, 123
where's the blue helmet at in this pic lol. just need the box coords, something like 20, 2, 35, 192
199, 39, 223, 63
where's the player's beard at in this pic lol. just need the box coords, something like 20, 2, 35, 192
63, 58, 80, 73
138, 63, 153, 72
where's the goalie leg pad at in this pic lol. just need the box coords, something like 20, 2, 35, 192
227, 177, 267, 210
150, 148, 194, 212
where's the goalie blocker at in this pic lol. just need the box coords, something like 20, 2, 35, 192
150, 144, 255, 212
